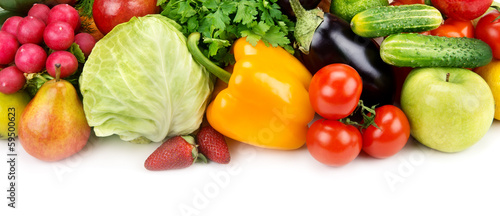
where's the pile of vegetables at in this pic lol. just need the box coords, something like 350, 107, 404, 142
2, 0, 500, 168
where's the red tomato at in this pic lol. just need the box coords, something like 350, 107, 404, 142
362, 105, 410, 159
430, 18, 474, 38
306, 119, 362, 166
431, 0, 492, 21
309, 64, 362, 120
476, 10, 500, 59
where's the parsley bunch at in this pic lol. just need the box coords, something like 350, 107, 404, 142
159, 0, 295, 66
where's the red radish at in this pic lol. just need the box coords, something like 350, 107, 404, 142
1, 16, 23, 37
46, 51, 78, 79
28, 3, 51, 24
74, 33, 96, 58
44, 21, 75, 50
47, 4, 81, 31
16, 16, 46, 44
15, 43, 47, 74
0, 66, 26, 95
0, 31, 19, 65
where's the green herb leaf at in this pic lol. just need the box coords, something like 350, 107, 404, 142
161, 0, 294, 66
68, 43, 86, 63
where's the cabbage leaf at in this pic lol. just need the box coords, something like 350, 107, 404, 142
80, 15, 214, 143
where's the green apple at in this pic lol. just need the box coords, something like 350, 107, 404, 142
330, 0, 389, 23
401, 67, 495, 152
0, 91, 31, 139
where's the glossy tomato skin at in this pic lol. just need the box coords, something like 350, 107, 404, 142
431, 0, 493, 21
476, 11, 500, 59
362, 105, 410, 159
309, 64, 362, 120
307, 119, 362, 166
430, 18, 474, 38
92, 0, 159, 35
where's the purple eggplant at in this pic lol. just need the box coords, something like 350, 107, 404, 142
277, 0, 322, 18
290, 0, 395, 107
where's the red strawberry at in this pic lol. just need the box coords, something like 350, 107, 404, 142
196, 126, 230, 164
144, 136, 207, 171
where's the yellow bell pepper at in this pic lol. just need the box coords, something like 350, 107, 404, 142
187, 33, 315, 150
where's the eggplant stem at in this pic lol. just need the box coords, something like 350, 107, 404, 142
187, 32, 231, 84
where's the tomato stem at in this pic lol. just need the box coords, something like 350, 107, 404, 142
340, 100, 380, 130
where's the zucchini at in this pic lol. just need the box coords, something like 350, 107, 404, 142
380, 33, 493, 68
351, 4, 442, 38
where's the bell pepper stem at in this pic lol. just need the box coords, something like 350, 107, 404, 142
187, 32, 231, 84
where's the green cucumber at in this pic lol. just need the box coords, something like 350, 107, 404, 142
380, 33, 493, 68
351, 4, 442, 38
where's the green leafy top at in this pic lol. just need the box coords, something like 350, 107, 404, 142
160, 0, 295, 66
75, 0, 94, 17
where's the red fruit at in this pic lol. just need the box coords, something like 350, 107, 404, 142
431, 0, 493, 21
196, 126, 230, 164
46, 51, 78, 78
144, 136, 203, 171
92, 0, 160, 35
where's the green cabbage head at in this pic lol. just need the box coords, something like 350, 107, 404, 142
79, 15, 214, 143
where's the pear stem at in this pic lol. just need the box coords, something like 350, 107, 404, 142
55, 64, 61, 82
446, 73, 450, 82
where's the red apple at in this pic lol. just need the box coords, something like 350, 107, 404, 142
431, 0, 493, 21
92, 0, 160, 35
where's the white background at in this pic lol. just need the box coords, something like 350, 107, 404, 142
3, 2, 500, 216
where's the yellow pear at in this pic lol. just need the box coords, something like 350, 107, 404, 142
18, 64, 90, 161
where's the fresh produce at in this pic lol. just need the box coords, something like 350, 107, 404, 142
277, 0, 322, 17
196, 125, 231, 164
161, 0, 295, 66
144, 136, 207, 171
431, 0, 493, 21
306, 119, 362, 166
19, 65, 91, 161
290, 0, 395, 107
309, 64, 363, 120
80, 15, 214, 144
390, 0, 430, 5
0, 0, 75, 13
16, 15, 46, 44
0, 31, 19, 65
0, 91, 31, 139
0, 9, 23, 26
74, 33, 96, 58
93, 0, 159, 35
27, 3, 50, 24
351, 4, 442, 38
401, 68, 494, 152
362, 105, 410, 158
430, 18, 475, 38
46, 51, 78, 78
330, 0, 389, 23
43, 21, 75, 50
380, 33, 493, 68
0, 66, 26, 94
475, 59, 500, 120
1, 16, 23, 36
0, 0, 44, 13
15, 43, 47, 73
188, 32, 315, 150
47, 3, 81, 31
476, 10, 500, 59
